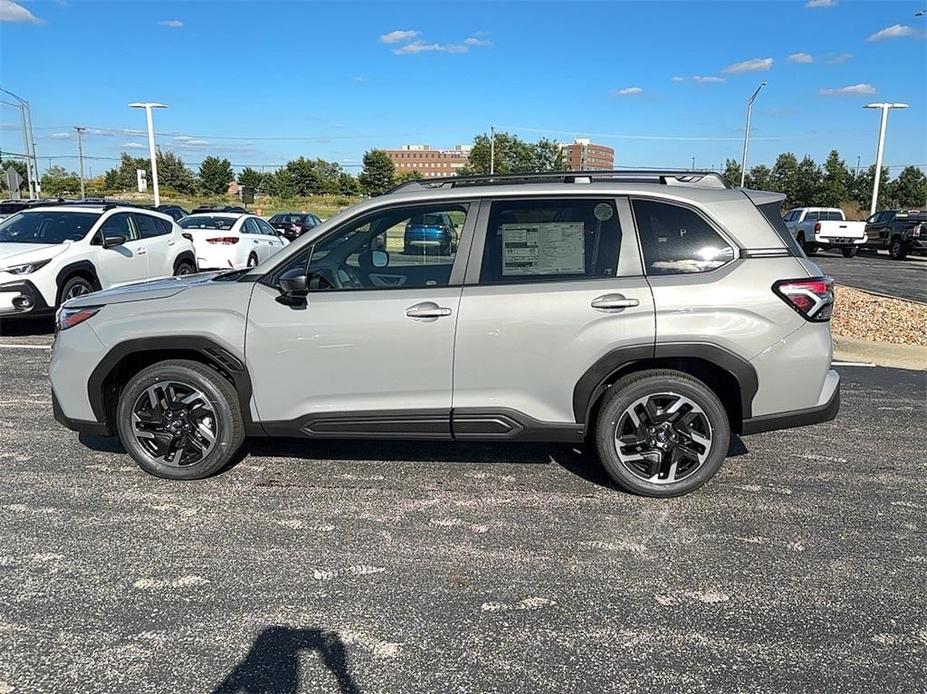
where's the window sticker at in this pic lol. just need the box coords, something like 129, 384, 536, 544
593, 203, 614, 221
501, 222, 586, 276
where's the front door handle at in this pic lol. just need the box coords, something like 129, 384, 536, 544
405, 302, 452, 320
591, 294, 640, 311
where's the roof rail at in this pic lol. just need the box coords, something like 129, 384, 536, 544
387, 169, 730, 193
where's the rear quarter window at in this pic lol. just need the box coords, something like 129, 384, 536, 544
632, 199, 735, 275
757, 202, 803, 257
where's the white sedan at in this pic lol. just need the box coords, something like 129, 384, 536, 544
178, 213, 289, 271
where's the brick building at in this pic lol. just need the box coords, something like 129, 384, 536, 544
385, 144, 471, 178
559, 138, 615, 171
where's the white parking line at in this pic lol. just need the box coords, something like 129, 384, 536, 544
0, 344, 51, 350
832, 360, 875, 367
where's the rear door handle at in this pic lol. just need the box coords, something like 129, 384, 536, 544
591, 294, 640, 311
405, 302, 452, 319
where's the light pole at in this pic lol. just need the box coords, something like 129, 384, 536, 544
863, 102, 908, 216
489, 125, 495, 175
74, 126, 86, 199
129, 102, 167, 206
739, 81, 767, 188
0, 93, 36, 197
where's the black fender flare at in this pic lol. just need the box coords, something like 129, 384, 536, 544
571, 342, 758, 425
55, 260, 100, 301
172, 251, 196, 273
87, 336, 259, 436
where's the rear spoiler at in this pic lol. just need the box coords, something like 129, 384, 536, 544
741, 189, 787, 207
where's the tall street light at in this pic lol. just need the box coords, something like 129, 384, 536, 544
129, 102, 167, 206
739, 81, 767, 188
864, 102, 908, 216
74, 126, 87, 199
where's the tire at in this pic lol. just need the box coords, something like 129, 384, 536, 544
116, 359, 245, 480
889, 237, 908, 260
174, 260, 196, 276
247, 253, 259, 268
594, 369, 731, 498
841, 247, 858, 258
57, 274, 96, 306
797, 233, 815, 255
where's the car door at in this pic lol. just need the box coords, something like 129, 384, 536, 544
132, 213, 175, 279
92, 212, 148, 287
245, 200, 476, 436
256, 217, 287, 256
241, 217, 270, 262
451, 197, 655, 432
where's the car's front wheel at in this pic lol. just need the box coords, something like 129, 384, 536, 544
116, 359, 245, 480
889, 237, 908, 260
841, 247, 858, 258
594, 370, 731, 498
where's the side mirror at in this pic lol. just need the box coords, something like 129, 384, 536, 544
279, 268, 309, 296
371, 250, 389, 268
103, 234, 127, 248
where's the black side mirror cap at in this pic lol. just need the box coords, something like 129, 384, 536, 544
276, 268, 309, 306
103, 234, 127, 248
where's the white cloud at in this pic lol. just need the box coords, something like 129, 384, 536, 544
352, 76, 368, 82
0, 0, 43, 24
788, 52, 814, 64
380, 29, 418, 44
723, 57, 774, 74
463, 36, 491, 47
394, 41, 443, 55
50, 132, 71, 139
613, 86, 643, 96
173, 136, 209, 147
867, 24, 922, 42
158, 19, 183, 28
826, 52, 853, 64
818, 83, 876, 96
692, 75, 726, 83
671, 76, 686, 82
806, 0, 836, 7
122, 142, 147, 150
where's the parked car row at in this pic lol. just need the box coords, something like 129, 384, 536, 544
0, 200, 321, 318
782, 206, 926, 260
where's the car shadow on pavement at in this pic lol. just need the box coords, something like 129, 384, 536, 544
212, 626, 360, 694
79, 433, 749, 491
0, 316, 55, 336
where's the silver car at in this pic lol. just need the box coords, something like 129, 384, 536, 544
50, 171, 839, 497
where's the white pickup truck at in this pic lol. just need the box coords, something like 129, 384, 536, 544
782, 207, 867, 258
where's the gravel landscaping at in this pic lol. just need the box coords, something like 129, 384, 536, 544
832, 285, 927, 347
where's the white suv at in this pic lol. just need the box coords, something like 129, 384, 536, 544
0, 204, 196, 317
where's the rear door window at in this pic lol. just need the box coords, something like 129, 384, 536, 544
632, 199, 734, 275
133, 213, 169, 239
479, 198, 621, 284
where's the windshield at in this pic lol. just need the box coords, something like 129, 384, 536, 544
179, 215, 236, 231
0, 211, 100, 244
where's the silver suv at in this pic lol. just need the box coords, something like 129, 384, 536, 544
50, 171, 839, 497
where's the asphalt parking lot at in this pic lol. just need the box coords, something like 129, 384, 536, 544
0, 336, 924, 693
813, 249, 927, 303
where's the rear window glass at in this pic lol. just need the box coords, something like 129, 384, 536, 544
758, 201, 803, 257
179, 215, 235, 231
633, 200, 735, 275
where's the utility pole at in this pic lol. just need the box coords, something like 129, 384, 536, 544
863, 102, 908, 216
740, 81, 767, 188
489, 125, 495, 175
74, 126, 86, 199
691, 156, 696, 171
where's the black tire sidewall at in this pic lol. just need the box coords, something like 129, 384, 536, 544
175, 261, 195, 276
58, 276, 95, 305
889, 239, 906, 259
595, 373, 731, 498
116, 363, 241, 480
842, 247, 857, 258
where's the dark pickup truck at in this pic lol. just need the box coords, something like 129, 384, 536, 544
863, 209, 927, 259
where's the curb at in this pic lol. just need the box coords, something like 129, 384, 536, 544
833, 335, 927, 372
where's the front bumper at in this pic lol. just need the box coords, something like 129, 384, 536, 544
0, 280, 51, 316
741, 369, 840, 435
52, 388, 112, 436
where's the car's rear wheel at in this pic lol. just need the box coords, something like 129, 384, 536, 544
116, 359, 245, 480
594, 370, 731, 498
841, 247, 858, 258
797, 233, 816, 255
247, 253, 259, 268
889, 237, 907, 260
174, 260, 195, 276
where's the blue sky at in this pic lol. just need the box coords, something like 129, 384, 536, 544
1, 0, 925, 177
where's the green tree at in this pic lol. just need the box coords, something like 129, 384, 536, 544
358, 149, 395, 196
770, 153, 801, 205
460, 132, 534, 175
815, 150, 849, 207
850, 165, 889, 209
156, 151, 196, 194
198, 156, 234, 196
530, 138, 565, 172
745, 164, 771, 190
337, 172, 361, 196
237, 167, 263, 191
885, 166, 927, 208
396, 169, 424, 183
102, 152, 150, 193
794, 155, 821, 207
721, 159, 743, 188
40, 165, 81, 196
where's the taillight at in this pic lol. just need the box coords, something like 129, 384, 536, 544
773, 277, 834, 322
813, 222, 821, 232
206, 237, 239, 245
56, 305, 102, 332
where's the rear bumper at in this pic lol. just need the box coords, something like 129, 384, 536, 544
741, 369, 840, 435
815, 236, 866, 247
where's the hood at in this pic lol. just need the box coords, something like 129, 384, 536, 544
0, 242, 69, 267
64, 271, 225, 309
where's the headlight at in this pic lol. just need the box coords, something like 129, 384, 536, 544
0, 258, 51, 275
56, 305, 102, 332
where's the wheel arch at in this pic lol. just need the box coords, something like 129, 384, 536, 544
55, 261, 101, 304
87, 337, 259, 436
574, 343, 758, 435
172, 251, 196, 273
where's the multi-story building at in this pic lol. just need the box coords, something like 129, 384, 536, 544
559, 138, 615, 171
385, 144, 472, 178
